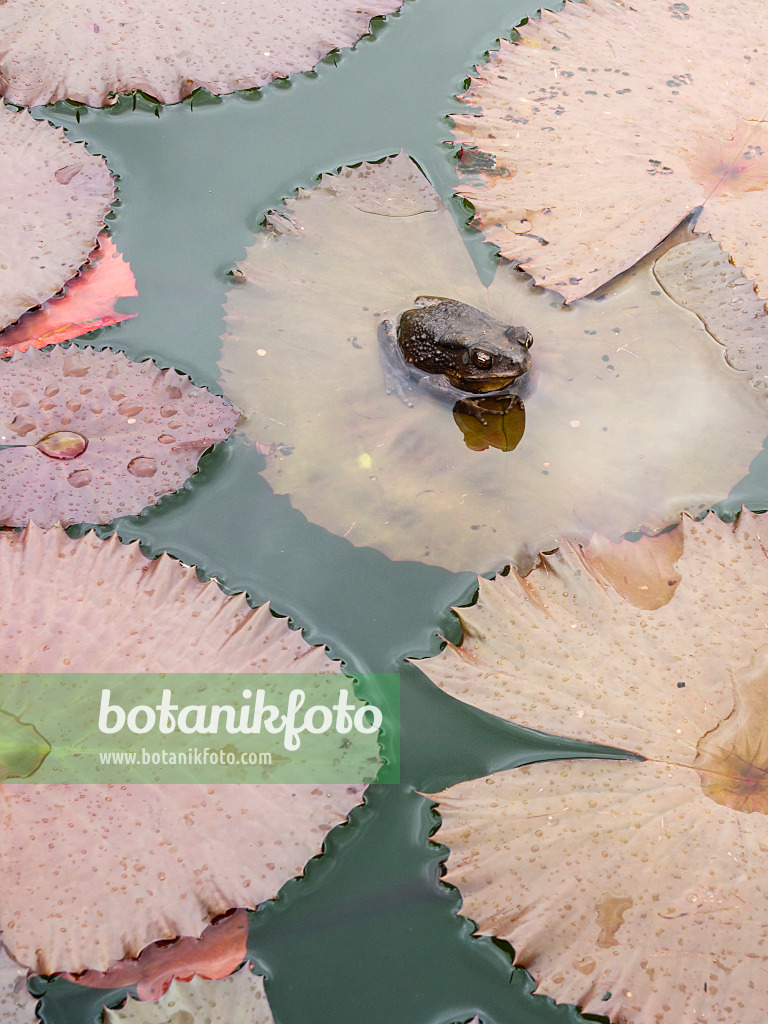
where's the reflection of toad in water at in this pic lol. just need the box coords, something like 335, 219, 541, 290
452, 394, 526, 452
378, 296, 531, 451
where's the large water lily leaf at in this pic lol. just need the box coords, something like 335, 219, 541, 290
0, 104, 113, 329
0, 944, 36, 1023
452, 0, 768, 303
0, 345, 238, 527
425, 511, 768, 1024
0, 0, 402, 107
220, 154, 767, 573
104, 965, 273, 1024
0, 526, 365, 973
0, 235, 137, 356
66, 910, 248, 1001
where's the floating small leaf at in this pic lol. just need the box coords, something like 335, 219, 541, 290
452, 0, 768, 303
0, 0, 404, 106
425, 511, 768, 1024
0, 346, 239, 527
104, 965, 273, 1024
0, 526, 365, 973
655, 233, 768, 390
583, 525, 683, 611
0, 105, 113, 330
0, 944, 36, 1024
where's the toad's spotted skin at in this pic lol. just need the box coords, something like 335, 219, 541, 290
378, 295, 532, 422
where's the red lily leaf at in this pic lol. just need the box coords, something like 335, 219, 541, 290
0, 235, 137, 356
65, 910, 249, 1001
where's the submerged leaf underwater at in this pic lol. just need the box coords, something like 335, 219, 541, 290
5, 0, 768, 1021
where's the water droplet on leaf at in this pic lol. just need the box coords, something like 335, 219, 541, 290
67, 468, 92, 488
127, 456, 158, 478
36, 431, 88, 460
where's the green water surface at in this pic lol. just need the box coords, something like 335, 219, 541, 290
28, 0, 768, 1020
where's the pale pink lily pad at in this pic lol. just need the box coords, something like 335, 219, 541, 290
0, 525, 365, 973
452, 0, 768, 303
0, 345, 238, 527
0, 235, 137, 356
220, 153, 767, 573
66, 909, 248, 1001
0, 104, 113, 329
104, 964, 273, 1024
0, 0, 402, 107
0, 944, 36, 1023
425, 511, 768, 1024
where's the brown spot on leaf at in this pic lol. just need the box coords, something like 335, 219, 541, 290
54, 164, 82, 185
595, 895, 633, 948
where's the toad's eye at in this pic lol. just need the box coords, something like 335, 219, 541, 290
472, 350, 493, 369
506, 326, 533, 348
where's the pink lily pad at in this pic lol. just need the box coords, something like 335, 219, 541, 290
452, 0, 768, 304
0, 104, 113, 330
0, 345, 238, 527
0, 526, 365, 973
425, 511, 768, 1024
0, 0, 404, 107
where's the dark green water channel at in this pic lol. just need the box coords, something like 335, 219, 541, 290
28, 0, 768, 1020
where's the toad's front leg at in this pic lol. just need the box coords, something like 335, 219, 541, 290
378, 319, 414, 408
